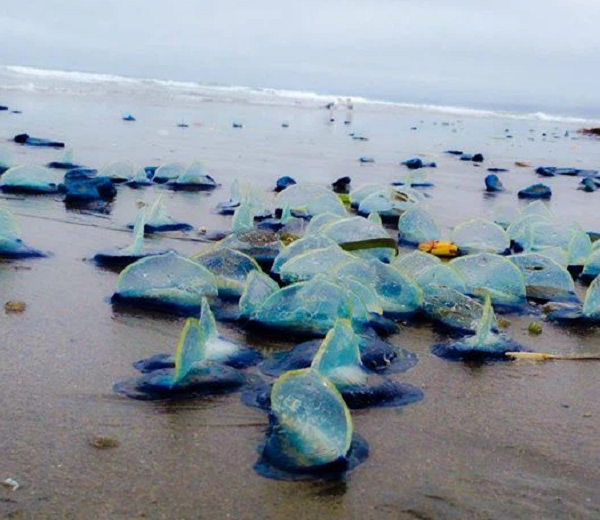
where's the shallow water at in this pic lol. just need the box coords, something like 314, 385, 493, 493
1, 88, 599, 519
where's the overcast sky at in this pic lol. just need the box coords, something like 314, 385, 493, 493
1, 0, 599, 115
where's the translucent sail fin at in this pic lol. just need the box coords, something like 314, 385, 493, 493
367, 211, 382, 226
583, 277, 600, 319
131, 167, 149, 183
473, 295, 495, 346
128, 209, 146, 254
230, 179, 241, 203
0, 207, 22, 241
232, 201, 255, 233
239, 271, 279, 318
311, 319, 366, 386
173, 319, 206, 384
62, 149, 74, 164
148, 195, 165, 223
280, 203, 291, 225
199, 297, 219, 340
266, 369, 353, 469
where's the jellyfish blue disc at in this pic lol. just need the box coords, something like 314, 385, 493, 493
431, 338, 526, 362
132, 345, 263, 372
241, 378, 423, 411
259, 336, 417, 377
113, 363, 258, 401
254, 432, 369, 482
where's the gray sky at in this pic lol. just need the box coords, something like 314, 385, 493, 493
1, 0, 599, 115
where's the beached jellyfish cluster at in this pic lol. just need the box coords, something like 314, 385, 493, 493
3, 137, 600, 483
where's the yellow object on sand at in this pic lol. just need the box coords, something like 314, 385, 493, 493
418, 240, 458, 258
506, 352, 600, 361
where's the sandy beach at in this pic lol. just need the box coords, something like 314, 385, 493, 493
1, 68, 599, 519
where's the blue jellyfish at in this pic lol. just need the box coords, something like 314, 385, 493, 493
191, 246, 262, 299
126, 167, 153, 188
99, 161, 135, 184
271, 235, 338, 276
153, 163, 186, 184
132, 298, 262, 372
47, 149, 82, 170
136, 196, 193, 233
0, 166, 63, 194
510, 253, 578, 303
0, 207, 46, 258
114, 315, 257, 401
254, 368, 368, 480
432, 296, 525, 361
94, 210, 172, 268
278, 245, 356, 284
422, 285, 492, 334
450, 253, 527, 310
398, 207, 440, 246
169, 161, 218, 190
111, 251, 218, 314
393, 250, 441, 279
452, 218, 510, 255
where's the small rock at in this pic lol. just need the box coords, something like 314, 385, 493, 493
89, 436, 119, 449
1, 478, 19, 491
583, 413, 592, 418
4, 301, 26, 313
528, 321, 543, 335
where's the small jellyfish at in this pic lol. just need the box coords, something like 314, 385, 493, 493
94, 209, 172, 268
432, 296, 525, 361
0, 206, 46, 258
132, 298, 262, 372
114, 313, 258, 400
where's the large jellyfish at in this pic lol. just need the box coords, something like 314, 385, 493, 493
275, 183, 346, 218
245, 275, 374, 336
510, 253, 578, 303
546, 276, 600, 323
271, 235, 338, 275
320, 216, 397, 262
132, 298, 262, 372
422, 285, 492, 333
170, 161, 218, 190
114, 316, 257, 401
278, 245, 356, 284
415, 264, 467, 295
153, 163, 186, 184
47, 149, 82, 170
452, 218, 510, 255
0, 207, 45, 258
393, 250, 441, 279
94, 210, 171, 268
112, 251, 218, 314
246, 320, 422, 411
398, 207, 440, 246
0, 166, 63, 194
126, 167, 153, 188
331, 259, 423, 318
99, 161, 135, 183
239, 271, 280, 319
218, 220, 282, 268
449, 253, 527, 309
581, 247, 600, 283
432, 296, 524, 361
191, 246, 261, 298
255, 368, 368, 480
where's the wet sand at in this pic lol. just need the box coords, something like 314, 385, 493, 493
1, 90, 599, 519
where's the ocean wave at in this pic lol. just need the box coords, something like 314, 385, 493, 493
2, 65, 598, 125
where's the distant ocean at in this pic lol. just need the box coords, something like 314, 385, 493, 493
1, 65, 598, 125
